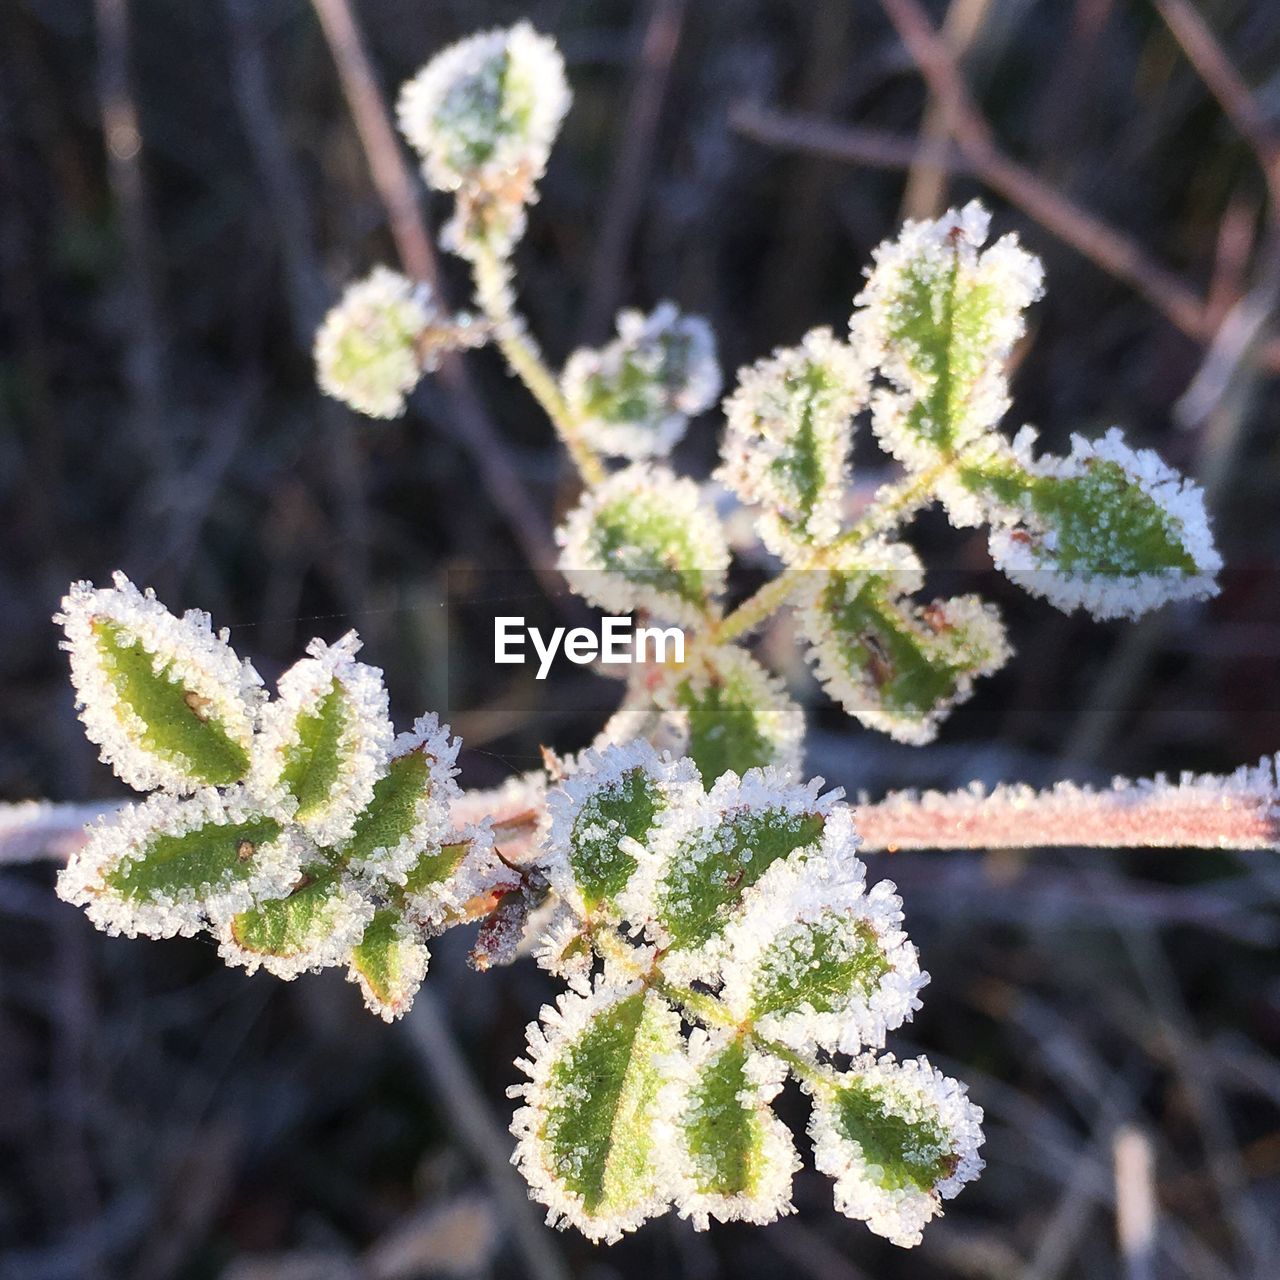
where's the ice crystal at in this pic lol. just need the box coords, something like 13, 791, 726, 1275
716, 328, 867, 559
562, 303, 721, 459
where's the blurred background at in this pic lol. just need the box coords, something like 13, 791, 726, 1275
2, 0, 1280, 1276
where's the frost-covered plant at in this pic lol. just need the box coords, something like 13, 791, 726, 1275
56, 21, 1231, 1256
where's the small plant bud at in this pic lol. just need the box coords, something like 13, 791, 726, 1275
397, 24, 569, 256
314, 267, 439, 418
562, 303, 721, 459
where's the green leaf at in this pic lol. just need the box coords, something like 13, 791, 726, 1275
800, 548, 1009, 745
401, 825, 508, 928
218, 862, 374, 979
58, 574, 260, 794
252, 633, 394, 847
953, 429, 1222, 620
545, 743, 699, 920
558, 465, 729, 625
719, 835, 923, 1054
647, 773, 828, 970
808, 1055, 985, 1247
672, 1032, 797, 1228
340, 715, 458, 884
57, 789, 303, 940
716, 328, 864, 558
348, 907, 430, 1021
666, 649, 802, 783
511, 985, 682, 1242
853, 202, 1042, 466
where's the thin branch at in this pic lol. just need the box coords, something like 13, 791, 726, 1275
309, 0, 438, 287
855, 756, 1280, 853
875, 0, 1209, 342
14, 756, 1280, 865
1153, 0, 1280, 210
580, 0, 687, 340
302, 0, 561, 581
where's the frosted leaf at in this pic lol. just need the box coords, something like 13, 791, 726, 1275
451, 772, 546, 869
56, 786, 303, 940
591, 669, 689, 759
541, 741, 702, 921
401, 821, 510, 930
314, 268, 436, 419
715, 328, 867, 560
661, 1029, 799, 1230
562, 303, 721, 459
556, 465, 730, 626
798, 542, 1010, 745
720, 809, 925, 1054
396, 24, 569, 257
56, 573, 262, 794
250, 632, 394, 847
213, 862, 374, 980
955, 427, 1222, 620
807, 1054, 985, 1248
655, 648, 804, 784
852, 200, 1043, 469
531, 901, 595, 989
625, 768, 838, 983
509, 979, 683, 1242
348, 907, 431, 1021
340, 714, 461, 887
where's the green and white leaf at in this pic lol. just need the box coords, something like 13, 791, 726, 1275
251, 632, 394, 847
950, 427, 1222, 620
557, 464, 730, 626
716, 327, 867, 559
56, 787, 304, 939
340, 714, 461, 886
852, 201, 1043, 469
542, 741, 701, 921
807, 1054, 985, 1248
799, 542, 1010, 745
347, 907, 431, 1021
563, 303, 721, 459
510, 981, 683, 1242
656, 648, 803, 783
57, 573, 263, 794
401, 821, 509, 929
624, 768, 835, 983
214, 862, 374, 980
662, 1029, 799, 1229
720, 812, 925, 1053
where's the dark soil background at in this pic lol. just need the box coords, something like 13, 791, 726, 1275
2, 1, 1279, 1277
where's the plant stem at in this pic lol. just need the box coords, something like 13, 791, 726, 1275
702, 463, 947, 649
471, 246, 607, 487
